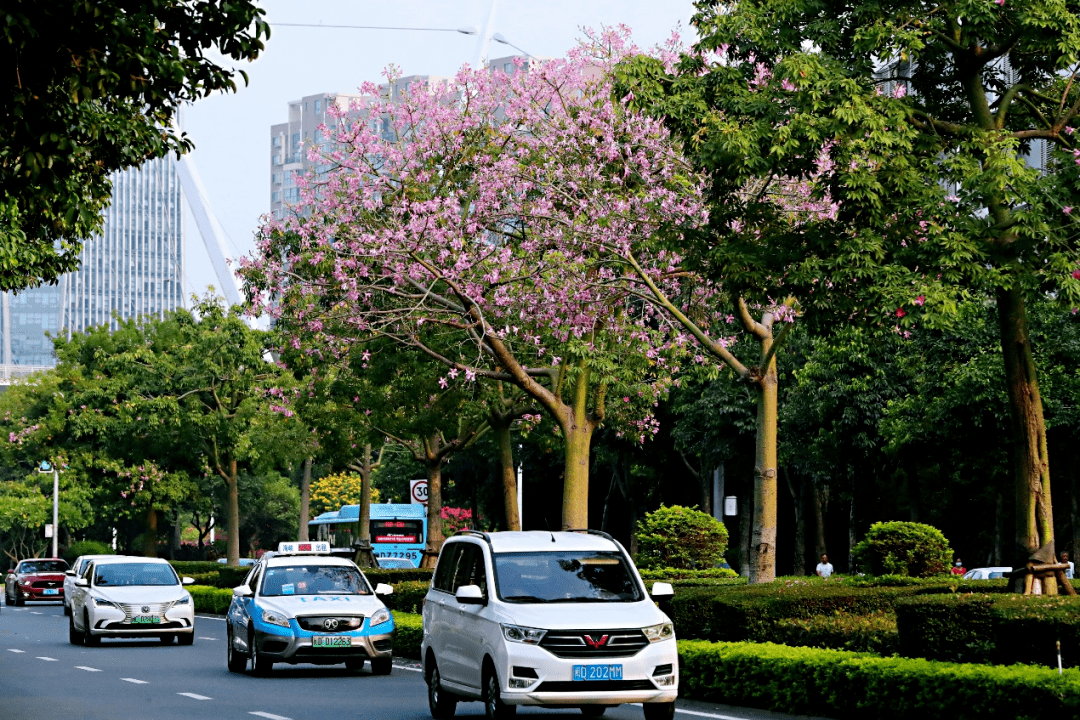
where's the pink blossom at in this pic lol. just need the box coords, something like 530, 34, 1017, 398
895, 307, 907, 318
1065, 207, 1073, 215
914, 295, 925, 306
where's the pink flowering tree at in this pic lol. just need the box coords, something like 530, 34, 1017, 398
241, 30, 710, 530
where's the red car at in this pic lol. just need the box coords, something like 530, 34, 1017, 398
5, 558, 68, 605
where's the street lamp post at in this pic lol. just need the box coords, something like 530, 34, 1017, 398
38, 460, 59, 558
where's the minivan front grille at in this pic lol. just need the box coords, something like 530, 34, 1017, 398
539, 629, 649, 658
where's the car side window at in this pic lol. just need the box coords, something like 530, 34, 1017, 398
451, 543, 488, 600
246, 566, 261, 593
81, 562, 94, 581
433, 544, 463, 594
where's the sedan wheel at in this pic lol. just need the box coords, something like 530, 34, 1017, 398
83, 611, 100, 646
249, 631, 273, 676
227, 628, 247, 673
68, 613, 83, 646
160, 634, 176, 644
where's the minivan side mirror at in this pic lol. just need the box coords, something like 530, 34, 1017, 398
650, 582, 674, 599
232, 585, 253, 598
374, 583, 394, 596
455, 584, 485, 605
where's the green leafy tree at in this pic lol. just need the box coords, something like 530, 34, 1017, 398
0, 1, 269, 290
310, 472, 380, 516
853, 521, 953, 578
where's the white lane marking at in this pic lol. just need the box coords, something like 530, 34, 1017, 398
121, 678, 149, 684
36, 657, 58, 662
633, 705, 745, 720
30, 611, 43, 615
250, 713, 293, 720
394, 664, 422, 673
7, 649, 25, 653
178, 693, 211, 700
197, 636, 217, 640
75, 666, 102, 672
195, 615, 227, 621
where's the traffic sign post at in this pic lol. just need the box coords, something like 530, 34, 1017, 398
38, 461, 59, 558
410, 479, 429, 505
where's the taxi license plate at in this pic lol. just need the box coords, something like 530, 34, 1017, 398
43, 589, 59, 596
573, 664, 623, 681
131, 615, 160, 624
312, 636, 352, 648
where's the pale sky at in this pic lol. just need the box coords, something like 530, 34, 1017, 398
178, 0, 698, 301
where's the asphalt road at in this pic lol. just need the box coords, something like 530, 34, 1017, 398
0, 599, 832, 720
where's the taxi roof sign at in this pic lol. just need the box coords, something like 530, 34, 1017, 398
277, 541, 331, 555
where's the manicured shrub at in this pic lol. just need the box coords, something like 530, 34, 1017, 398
634, 505, 729, 570
169, 561, 250, 589
380, 580, 429, 613
677, 639, 1080, 720
638, 567, 739, 580
991, 595, 1080, 668
853, 521, 952, 577
894, 594, 995, 663
771, 610, 899, 655
188, 585, 234, 614
363, 568, 433, 584
63, 540, 114, 563
393, 611, 423, 659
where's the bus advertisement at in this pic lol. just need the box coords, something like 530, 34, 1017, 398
309, 503, 426, 568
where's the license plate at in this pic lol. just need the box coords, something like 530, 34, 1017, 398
573, 664, 623, 681
312, 635, 352, 648
131, 615, 160, 624
43, 589, 58, 596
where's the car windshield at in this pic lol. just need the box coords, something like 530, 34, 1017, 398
94, 563, 179, 587
261, 564, 370, 597
19, 560, 67, 574
493, 551, 643, 603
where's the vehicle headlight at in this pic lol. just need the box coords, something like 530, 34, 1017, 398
92, 597, 118, 608
501, 624, 546, 644
369, 608, 391, 627
643, 622, 674, 643
173, 595, 191, 606
262, 610, 291, 628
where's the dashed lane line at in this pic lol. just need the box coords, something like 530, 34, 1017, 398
30, 611, 43, 615
250, 713, 293, 720
36, 657, 58, 661
75, 666, 102, 672
197, 636, 217, 640
121, 678, 148, 684
7, 649, 25, 653
195, 615, 227, 621
178, 693, 212, 700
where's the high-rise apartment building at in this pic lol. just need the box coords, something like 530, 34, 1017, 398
0, 155, 185, 373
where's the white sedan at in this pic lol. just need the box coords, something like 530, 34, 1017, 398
962, 566, 1012, 580
68, 556, 196, 646
64, 554, 114, 616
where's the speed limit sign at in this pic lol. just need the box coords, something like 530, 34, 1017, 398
410, 479, 429, 505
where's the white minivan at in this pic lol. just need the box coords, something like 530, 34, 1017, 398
421, 530, 677, 720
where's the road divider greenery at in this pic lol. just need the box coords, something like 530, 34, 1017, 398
188, 585, 233, 614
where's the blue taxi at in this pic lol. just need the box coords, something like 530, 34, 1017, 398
225, 541, 396, 675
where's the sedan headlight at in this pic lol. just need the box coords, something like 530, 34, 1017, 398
174, 595, 191, 606
262, 610, 291, 628
369, 608, 391, 627
501, 624, 546, 644
643, 622, 674, 643
92, 597, 118, 608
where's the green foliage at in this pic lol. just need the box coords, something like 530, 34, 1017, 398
853, 521, 952, 578
677, 639, 1080, 720
393, 611, 423, 659
771, 610, 899, 655
379, 580, 429, 614
62, 540, 113, 564
633, 505, 729, 570
895, 594, 996, 663
169, 561, 249, 589
0, 1, 269, 290
310, 472, 378, 516
187, 585, 234, 614
991, 596, 1080, 668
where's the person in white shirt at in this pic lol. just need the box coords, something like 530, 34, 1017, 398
1062, 552, 1074, 580
815, 553, 834, 579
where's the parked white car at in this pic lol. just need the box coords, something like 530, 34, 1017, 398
422, 530, 677, 720
962, 566, 1012, 580
63, 554, 114, 616
68, 556, 195, 646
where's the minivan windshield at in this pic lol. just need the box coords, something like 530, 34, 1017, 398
94, 563, 178, 587
493, 551, 643, 603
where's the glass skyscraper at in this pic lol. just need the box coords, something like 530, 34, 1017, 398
1, 155, 185, 372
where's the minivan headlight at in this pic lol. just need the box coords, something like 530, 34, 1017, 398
369, 608, 391, 627
262, 610, 291, 628
502, 624, 546, 644
643, 622, 674, 643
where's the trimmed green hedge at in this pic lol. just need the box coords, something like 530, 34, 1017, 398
895, 594, 995, 662
394, 611, 423, 659
170, 561, 250, 589
992, 595, 1080, 668
188, 585, 233, 614
678, 639, 1080, 720
771, 610, 898, 655
381, 580, 429, 614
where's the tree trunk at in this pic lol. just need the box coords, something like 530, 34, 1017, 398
812, 481, 829, 559
749, 355, 779, 584
848, 493, 857, 575
226, 457, 240, 566
171, 512, 183, 559
298, 456, 312, 541
561, 421, 593, 529
144, 506, 158, 558
993, 491, 1005, 566
997, 288, 1056, 593
355, 444, 376, 568
421, 435, 445, 569
786, 470, 806, 576
493, 419, 520, 531
738, 483, 751, 579
905, 453, 920, 523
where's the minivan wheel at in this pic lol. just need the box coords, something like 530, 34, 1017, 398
484, 667, 516, 720
642, 703, 675, 720
427, 662, 457, 719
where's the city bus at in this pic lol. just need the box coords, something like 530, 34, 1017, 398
309, 503, 427, 568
